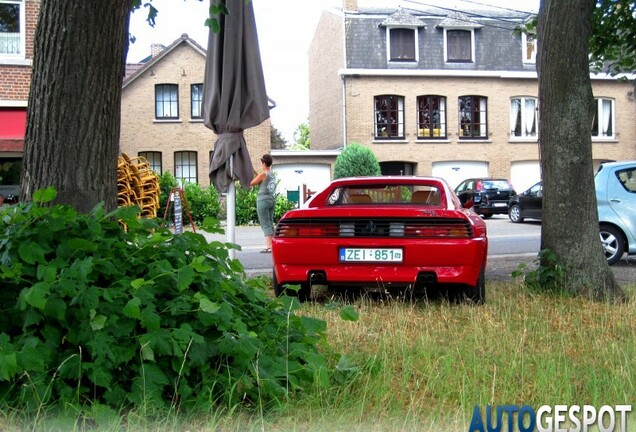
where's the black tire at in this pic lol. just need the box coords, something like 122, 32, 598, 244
297, 283, 311, 303
272, 271, 311, 302
508, 204, 524, 223
481, 213, 493, 219
272, 270, 285, 297
465, 268, 485, 304
600, 225, 626, 266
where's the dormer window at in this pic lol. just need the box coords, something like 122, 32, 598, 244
388, 28, 416, 61
380, 8, 425, 64
446, 29, 472, 62
436, 12, 482, 64
522, 32, 536, 63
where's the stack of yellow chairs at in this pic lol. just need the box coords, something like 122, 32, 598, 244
117, 153, 161, 218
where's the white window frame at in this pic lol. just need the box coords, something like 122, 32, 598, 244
385, 26, 419, 63
521, 32, 536, 64
138, 151, 162, 175
190, 83, 203, 119
509, 96, 538, 140
592, 98, 615, 140
0, 0, 26, 62
443, 28, 475, 63
174, 151, 198, 184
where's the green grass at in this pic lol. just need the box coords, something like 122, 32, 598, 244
2, 281, 635, 431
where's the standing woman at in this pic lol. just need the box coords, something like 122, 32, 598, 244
250, 154, 276, 253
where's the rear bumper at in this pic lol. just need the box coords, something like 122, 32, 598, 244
474, 203, 509, 215
273, 237, 487, 287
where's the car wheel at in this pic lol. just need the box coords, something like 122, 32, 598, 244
481, 213, 493, 219
272, 271, 311, 302
465, 268, 485, 304
272, 270, 285, 297
509, 204, 524, 223
297, 283, 311, 302
600, 225, 626, 266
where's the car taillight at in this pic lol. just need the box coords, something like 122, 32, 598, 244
276, 222, 340, 237
404, 224, 471, 238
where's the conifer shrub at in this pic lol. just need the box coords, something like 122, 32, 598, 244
333, 143, 381, 179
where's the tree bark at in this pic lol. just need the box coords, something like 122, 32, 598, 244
537, 0, 623, 301
21, 0, 133, 212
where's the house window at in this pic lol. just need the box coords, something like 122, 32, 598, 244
388, 28, 416, 62
510, 97, 537, 138
445, 29, 472, 62
139, 151, 162, 175
175, 151, 197, 184
592, 98, 614, 139
458, 95, 487, 139
417, 96, 446, 139
522, 32, 536, 63
374, 95, 404, 139
191, 84, 203, 119
0, 0, 24, 57
155, 84, 179, 119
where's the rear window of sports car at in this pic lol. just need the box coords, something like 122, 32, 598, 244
326, 185, 442, 206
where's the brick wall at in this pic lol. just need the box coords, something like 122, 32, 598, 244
0, 0, 39, 102
119, 42, 271, 188
308, 10, 345, 150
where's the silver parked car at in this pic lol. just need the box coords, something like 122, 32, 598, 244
595, 161, 636, 265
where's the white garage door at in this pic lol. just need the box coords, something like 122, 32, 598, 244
273, 163, 331, 198
432, 161, 488, 190
510, 161, 541, 193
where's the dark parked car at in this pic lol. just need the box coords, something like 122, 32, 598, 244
508, 181, 543, 223
454, 178, 516, 218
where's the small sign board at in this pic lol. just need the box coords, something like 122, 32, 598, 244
173, 192, 183, 234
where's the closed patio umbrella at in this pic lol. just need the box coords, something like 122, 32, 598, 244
202, 0, 270, 255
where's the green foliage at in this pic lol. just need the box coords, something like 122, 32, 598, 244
235, 184, 297, 226
271, 125, 288, 150
0, 191, 333, 412
511, 249, 568, 295
333, 143, 381, 179
157, 172, 220, 225
590, 0, 636, 75
182, 182, 221, 225
291, 122, 310, 150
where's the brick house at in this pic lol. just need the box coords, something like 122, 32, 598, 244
120, 33, 272, 187
308, 0, 636, 191
0, 0, 39, 199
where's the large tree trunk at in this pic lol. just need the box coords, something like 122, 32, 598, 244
537, 0, 623, 301
20, 0, 132, 212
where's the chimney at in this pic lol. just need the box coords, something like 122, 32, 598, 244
151, 43, 165, 57
343, 0, 357, 12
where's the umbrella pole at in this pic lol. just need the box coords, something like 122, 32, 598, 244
227, 181, 236, 260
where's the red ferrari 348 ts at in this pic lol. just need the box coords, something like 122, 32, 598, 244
272, 176, 488, 303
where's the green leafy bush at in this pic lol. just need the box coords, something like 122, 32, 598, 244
0, 188, 333, 412
157, 172, 220, 225
183, 182, 221, 225
333, 143, 381, 179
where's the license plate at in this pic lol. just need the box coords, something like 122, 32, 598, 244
340, 248, 403, 262
493, 203, 507, 207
